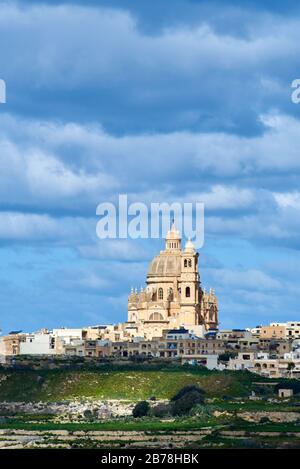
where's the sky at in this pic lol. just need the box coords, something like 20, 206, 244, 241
1, 0, 300, 333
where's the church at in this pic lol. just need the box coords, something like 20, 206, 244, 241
126, 223, 218, 339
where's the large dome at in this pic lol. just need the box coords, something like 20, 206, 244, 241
148, 253, 182, 277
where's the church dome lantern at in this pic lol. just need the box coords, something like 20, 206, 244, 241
165, 221, 181, 251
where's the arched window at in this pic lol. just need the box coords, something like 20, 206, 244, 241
158, 288, 164, 300
188, 259, 192, 267
184, 259, 187, 267
185, 286, 190, 298
149, 312, 164, 321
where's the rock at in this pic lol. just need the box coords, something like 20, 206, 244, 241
0, 399, 166, 420
238, 411, 300, 423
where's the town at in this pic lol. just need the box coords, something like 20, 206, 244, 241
1, 322, 300, 380
1, 224, 300, 380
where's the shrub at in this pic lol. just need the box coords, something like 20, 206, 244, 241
242, 439, 261, 449
132, 400, 150, 418
83, 409, 94, 420
275, 381, 300, 394
171, 390, 205, 416
218, 352, 237, 362
171, 384, 205, 402
150, 403, 172, 418
190, 404, 214, 419
259, 416, 270, 424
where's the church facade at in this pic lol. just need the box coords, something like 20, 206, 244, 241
127, 223, 218, 339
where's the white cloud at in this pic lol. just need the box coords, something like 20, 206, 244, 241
0, 122, 118, 210
186, 185, 257, 210
0, 212, 93, 242
78, 239, 151, 261
1, 111, 300, 248
2, 110, 300, 190
274, 192, 300, 209
207, 267, 281, 291
1, 2, 300, 331
0, 3, 299, 90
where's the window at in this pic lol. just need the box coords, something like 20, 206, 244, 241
158, 288, 164, 300
185, 286, 190, 298
149, 312, 164, 321
184, 259, 187, 267
188, 259, 192, 267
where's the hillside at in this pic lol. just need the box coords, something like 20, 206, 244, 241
0, 365, 265, 402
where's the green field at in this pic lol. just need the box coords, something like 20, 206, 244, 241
1, 365, 299, 448
0, 366, 260, 402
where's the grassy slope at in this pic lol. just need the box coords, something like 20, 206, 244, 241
0, 366, 257, 402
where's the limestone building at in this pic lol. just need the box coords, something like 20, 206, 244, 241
127, 223, 218, 339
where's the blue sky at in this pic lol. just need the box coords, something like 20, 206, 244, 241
1, 0, 300, 333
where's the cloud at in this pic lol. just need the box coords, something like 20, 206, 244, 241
206, 267, 281, 291
0, 2, 299, 132
1, 1, 300, 331
202, 263, 300, 327
0, 118, 118, 213
52, 269, 112, 292
2, 110, 300, 189
1, 111, 300, 251
78, 239, 152, 262
186, 185, 262, 210
0, 212, 93, 243
0, 2, 297, 87
274, 192, 300, 210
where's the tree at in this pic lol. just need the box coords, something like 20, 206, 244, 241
275, 380, 300, 395
288, 362, 295, 378
218, 352, 237, 362
132, 401, 150, 418
171, 388, 205, 416
171, 384, 205, 402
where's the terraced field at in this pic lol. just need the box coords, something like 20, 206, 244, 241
0, 365, 299, 449
1, 418, 300, 449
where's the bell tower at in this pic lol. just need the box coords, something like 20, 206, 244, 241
180, 239, 201, 325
